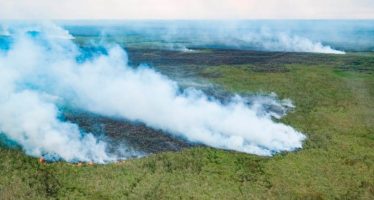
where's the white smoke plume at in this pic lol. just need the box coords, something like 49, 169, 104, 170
0, 24, 10, 36
0, 23, 306, 162
237, 30, 345, 54
86, 21, 346, 54
166, 25, 346, 54
55, 21, 347, 54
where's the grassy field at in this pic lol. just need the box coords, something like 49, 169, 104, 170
0, 51, 373, 199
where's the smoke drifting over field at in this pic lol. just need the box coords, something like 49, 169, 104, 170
0, 23, 306, 163
59, 20, 362, 54
157, 25, 345, 54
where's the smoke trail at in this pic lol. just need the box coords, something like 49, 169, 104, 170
72, 21, 345, 54
172, 26, 346, 54
238, 30, 345, 54
0, 23, 306, 162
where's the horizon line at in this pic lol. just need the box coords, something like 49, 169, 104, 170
1, 18, 374, 21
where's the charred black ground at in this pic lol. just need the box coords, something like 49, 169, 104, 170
63, 110, 196, 155
127, 48, 373, 73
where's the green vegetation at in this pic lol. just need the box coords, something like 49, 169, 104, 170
1, 52, 373, 199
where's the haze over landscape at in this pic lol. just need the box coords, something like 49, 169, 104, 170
0, 1, 373, 199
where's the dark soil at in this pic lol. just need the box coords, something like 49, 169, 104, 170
63, 111, 195, 155
127, 48, 374, 74
127, 48, 331, 67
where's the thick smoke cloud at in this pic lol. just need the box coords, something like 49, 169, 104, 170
0, 23, 306, 162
